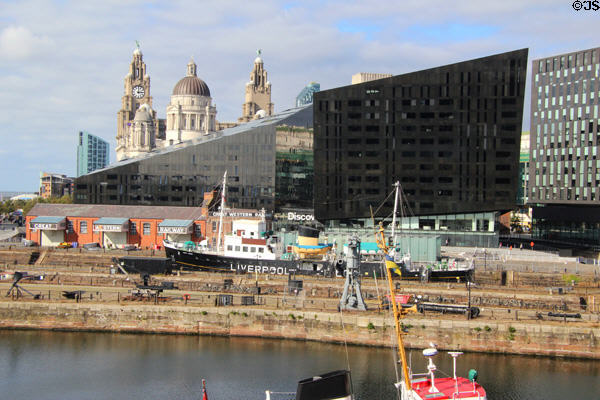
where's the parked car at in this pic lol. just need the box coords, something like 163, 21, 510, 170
57, 242, 71, 249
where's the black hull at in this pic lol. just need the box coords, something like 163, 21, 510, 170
164, 245, 334, 277
115, 256, 174, 276
359, 261, 474, 282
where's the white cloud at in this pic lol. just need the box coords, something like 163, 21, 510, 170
0, 0, 598, 191
0, 25, 52, 61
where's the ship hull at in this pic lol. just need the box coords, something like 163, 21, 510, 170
164, 245, 334, 276
164, 244, 473, 281
359, 261, 474, 282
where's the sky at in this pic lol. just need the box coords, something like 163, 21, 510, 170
0, 0, 599, 192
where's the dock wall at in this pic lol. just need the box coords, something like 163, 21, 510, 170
1, 301, 599, 359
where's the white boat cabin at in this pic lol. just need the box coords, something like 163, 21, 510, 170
224, 219, 278, 260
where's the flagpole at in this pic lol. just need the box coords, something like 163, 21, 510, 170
216, 170, 227, 253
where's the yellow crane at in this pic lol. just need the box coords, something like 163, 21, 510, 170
373, 181, 412, 393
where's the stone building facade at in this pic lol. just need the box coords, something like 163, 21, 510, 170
239, 50, 274, 122
123, 104, 156, 159
165, 59, 217, 145
116, 44, 164, 161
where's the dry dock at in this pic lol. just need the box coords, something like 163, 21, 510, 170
1, 246, 600, 359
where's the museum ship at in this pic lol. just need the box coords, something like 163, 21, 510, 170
162, 171, 336, 276
163, 222, 337, 276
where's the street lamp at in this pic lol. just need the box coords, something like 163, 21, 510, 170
484, 249, 487, 271
466, 280, 476, 320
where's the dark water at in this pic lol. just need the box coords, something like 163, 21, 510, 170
1, 330, 599, 400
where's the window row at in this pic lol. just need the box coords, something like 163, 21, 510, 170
537, 50, 598, 73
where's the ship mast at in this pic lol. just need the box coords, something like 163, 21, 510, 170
391, 181, 399, 248
386, 181, 412, 393
216, 170, 227, 253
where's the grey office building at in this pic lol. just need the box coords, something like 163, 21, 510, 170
529, 47, 600, 247
74, 106, 314, 214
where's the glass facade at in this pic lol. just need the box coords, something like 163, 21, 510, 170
532, 205, 600, 247
74, 106, 314, 212
324, 211, 498, 249
534, 219, 600, 245
77, 131, 109, 177
296, 82, 320, 107
275, 126, 314, 210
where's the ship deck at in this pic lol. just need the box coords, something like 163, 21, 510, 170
410, 376, 486, 399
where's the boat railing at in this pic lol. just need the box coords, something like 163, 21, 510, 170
452, 381, 482, 400
452, 389, 482, 399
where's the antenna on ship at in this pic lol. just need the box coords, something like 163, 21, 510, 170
216, 170, 227, 253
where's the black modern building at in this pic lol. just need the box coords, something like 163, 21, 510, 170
313, 49, 528, 225
74, 106, 315, 217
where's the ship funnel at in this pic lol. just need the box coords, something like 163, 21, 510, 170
295, 370, 352, 400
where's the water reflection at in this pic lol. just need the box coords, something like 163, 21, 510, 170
0, 330, 598, 400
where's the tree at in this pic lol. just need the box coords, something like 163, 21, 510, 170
0, 200, 15, 214
0, 194, 73, 217
21, 198, 39, 216
510, 214, 522, 233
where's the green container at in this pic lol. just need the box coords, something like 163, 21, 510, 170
468, 369, 478, 382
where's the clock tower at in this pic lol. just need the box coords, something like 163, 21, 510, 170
116, 43, 154, 158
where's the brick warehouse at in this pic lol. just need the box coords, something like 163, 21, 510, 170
25, 195, 268, 249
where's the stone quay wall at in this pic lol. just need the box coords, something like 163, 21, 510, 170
1, 301, 599, 359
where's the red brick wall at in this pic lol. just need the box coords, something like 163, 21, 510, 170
26, 215, 207, 248
127, 218, 156, 249
191, 219, 206, 242
25, 216, 40, 243
64, 217, 100, 246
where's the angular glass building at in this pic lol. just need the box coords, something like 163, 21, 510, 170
296, 82, 320, 107
74, 106, 314, 214
529, 47, 600, 248
77, 131, 109, 177
313, 49, 528, 246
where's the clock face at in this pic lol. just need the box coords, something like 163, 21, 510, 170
132, 85, 145, 99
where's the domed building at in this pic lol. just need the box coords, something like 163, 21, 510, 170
165, 59, 217, 146
116, 103, 157, 160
